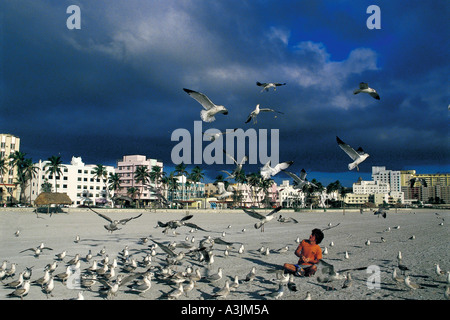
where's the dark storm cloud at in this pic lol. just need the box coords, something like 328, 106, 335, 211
0, 0, 448, 185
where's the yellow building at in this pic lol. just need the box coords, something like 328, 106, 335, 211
0, 134, 21, 204
400, 170, 450, 203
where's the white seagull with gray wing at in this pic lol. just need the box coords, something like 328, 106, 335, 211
260, 160, 293, 179
245, 104, 284, 124
336, 136, 369, 171
353, 82, 380, 100
283, 169, 317, 189
256, 81, 286, 92
183, 88, 228, 122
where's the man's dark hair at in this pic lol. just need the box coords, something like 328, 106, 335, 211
312, 228, 324, 244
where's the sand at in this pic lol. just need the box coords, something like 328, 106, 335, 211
0, 207, 448, 302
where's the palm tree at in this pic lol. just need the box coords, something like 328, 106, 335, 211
127, 187, 140, 208
134, 165, 150, 208
149, 166, 165, 208
246, 172, 263, 207
0, 156, 9, 204
259, 177, 274, 208
23, 158, 38, 205
93, 164, 109, 205
326, 180, 342, 208
189, 166, 205, 198
167, 172, 179, 207
43, 155, 65, 193
174, 163, 188, 177
107, 172, 121, 206
9, 151, 37, 204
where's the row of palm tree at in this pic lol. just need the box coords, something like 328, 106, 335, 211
1, 152, 350, 209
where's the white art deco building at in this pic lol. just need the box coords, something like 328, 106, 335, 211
27, 156, 115, 207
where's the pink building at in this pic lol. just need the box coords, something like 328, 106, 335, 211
115, 155, 163, 206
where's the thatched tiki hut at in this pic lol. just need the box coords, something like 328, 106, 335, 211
35, 192, 72, 213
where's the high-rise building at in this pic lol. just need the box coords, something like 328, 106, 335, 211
115, 155, 163, 206
372, 166, 401, 192
0, 134, 20, 204
400, 170, 450, 203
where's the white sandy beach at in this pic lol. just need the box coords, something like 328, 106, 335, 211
0, 207, 448, 301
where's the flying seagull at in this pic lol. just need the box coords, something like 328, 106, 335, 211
221, 149, 247, 180
409, 177, 427, 188
156, 215, 209, 233
203, 128, 237, 142
243, 206, 282, 232
183, 88, 228, 122
260, 160, 293, 180
353, 82, 380, 100
336, 136, 369, 171
256, 81, 286, 92
283, 169, 317, 189
245, 104, 284, 124
215, 182, 234, 200
373, 208, 387, 218
89, 207, 142, 232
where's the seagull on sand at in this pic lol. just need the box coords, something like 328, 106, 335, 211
168, 283, 184, 300
20, 245, 53, 258
89, 207, 142, 233
283, 169, 317, 189
392, 268, 404, 283
55, 251, 66, 261
405, 276, 421, 290
245, 104, 284, 124
243, 206, 282, 232
55, 266, 72, 283
230, 276, 240, 291
336, 136, 369, 171
207, 267, 223, 283
435, 264, 445, 276
256, 81, 286, 92
260, 160, 293, 180
126, 272, 152, 296
7, 280, 30, 300
33, 269, 51, 286
342, 272, 352, 289
5, 271, 24, 288
183, 88, 229, 123
203, 128, 237, 142
353, 82, 380, 100
261, 283, 284, 299
213, 280, 231, 299
42, 276, 55, 297
244, 267, 257, 282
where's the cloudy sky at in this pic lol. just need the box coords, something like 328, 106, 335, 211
1, 1, 449, 186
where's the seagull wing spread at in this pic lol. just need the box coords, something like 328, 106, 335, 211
183, 88, 216, 110
336, 136, 360, 161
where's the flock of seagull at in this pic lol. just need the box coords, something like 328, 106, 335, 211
1, 206, 448, 301
182, 80, 381, 199
1, 81, 448, 301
